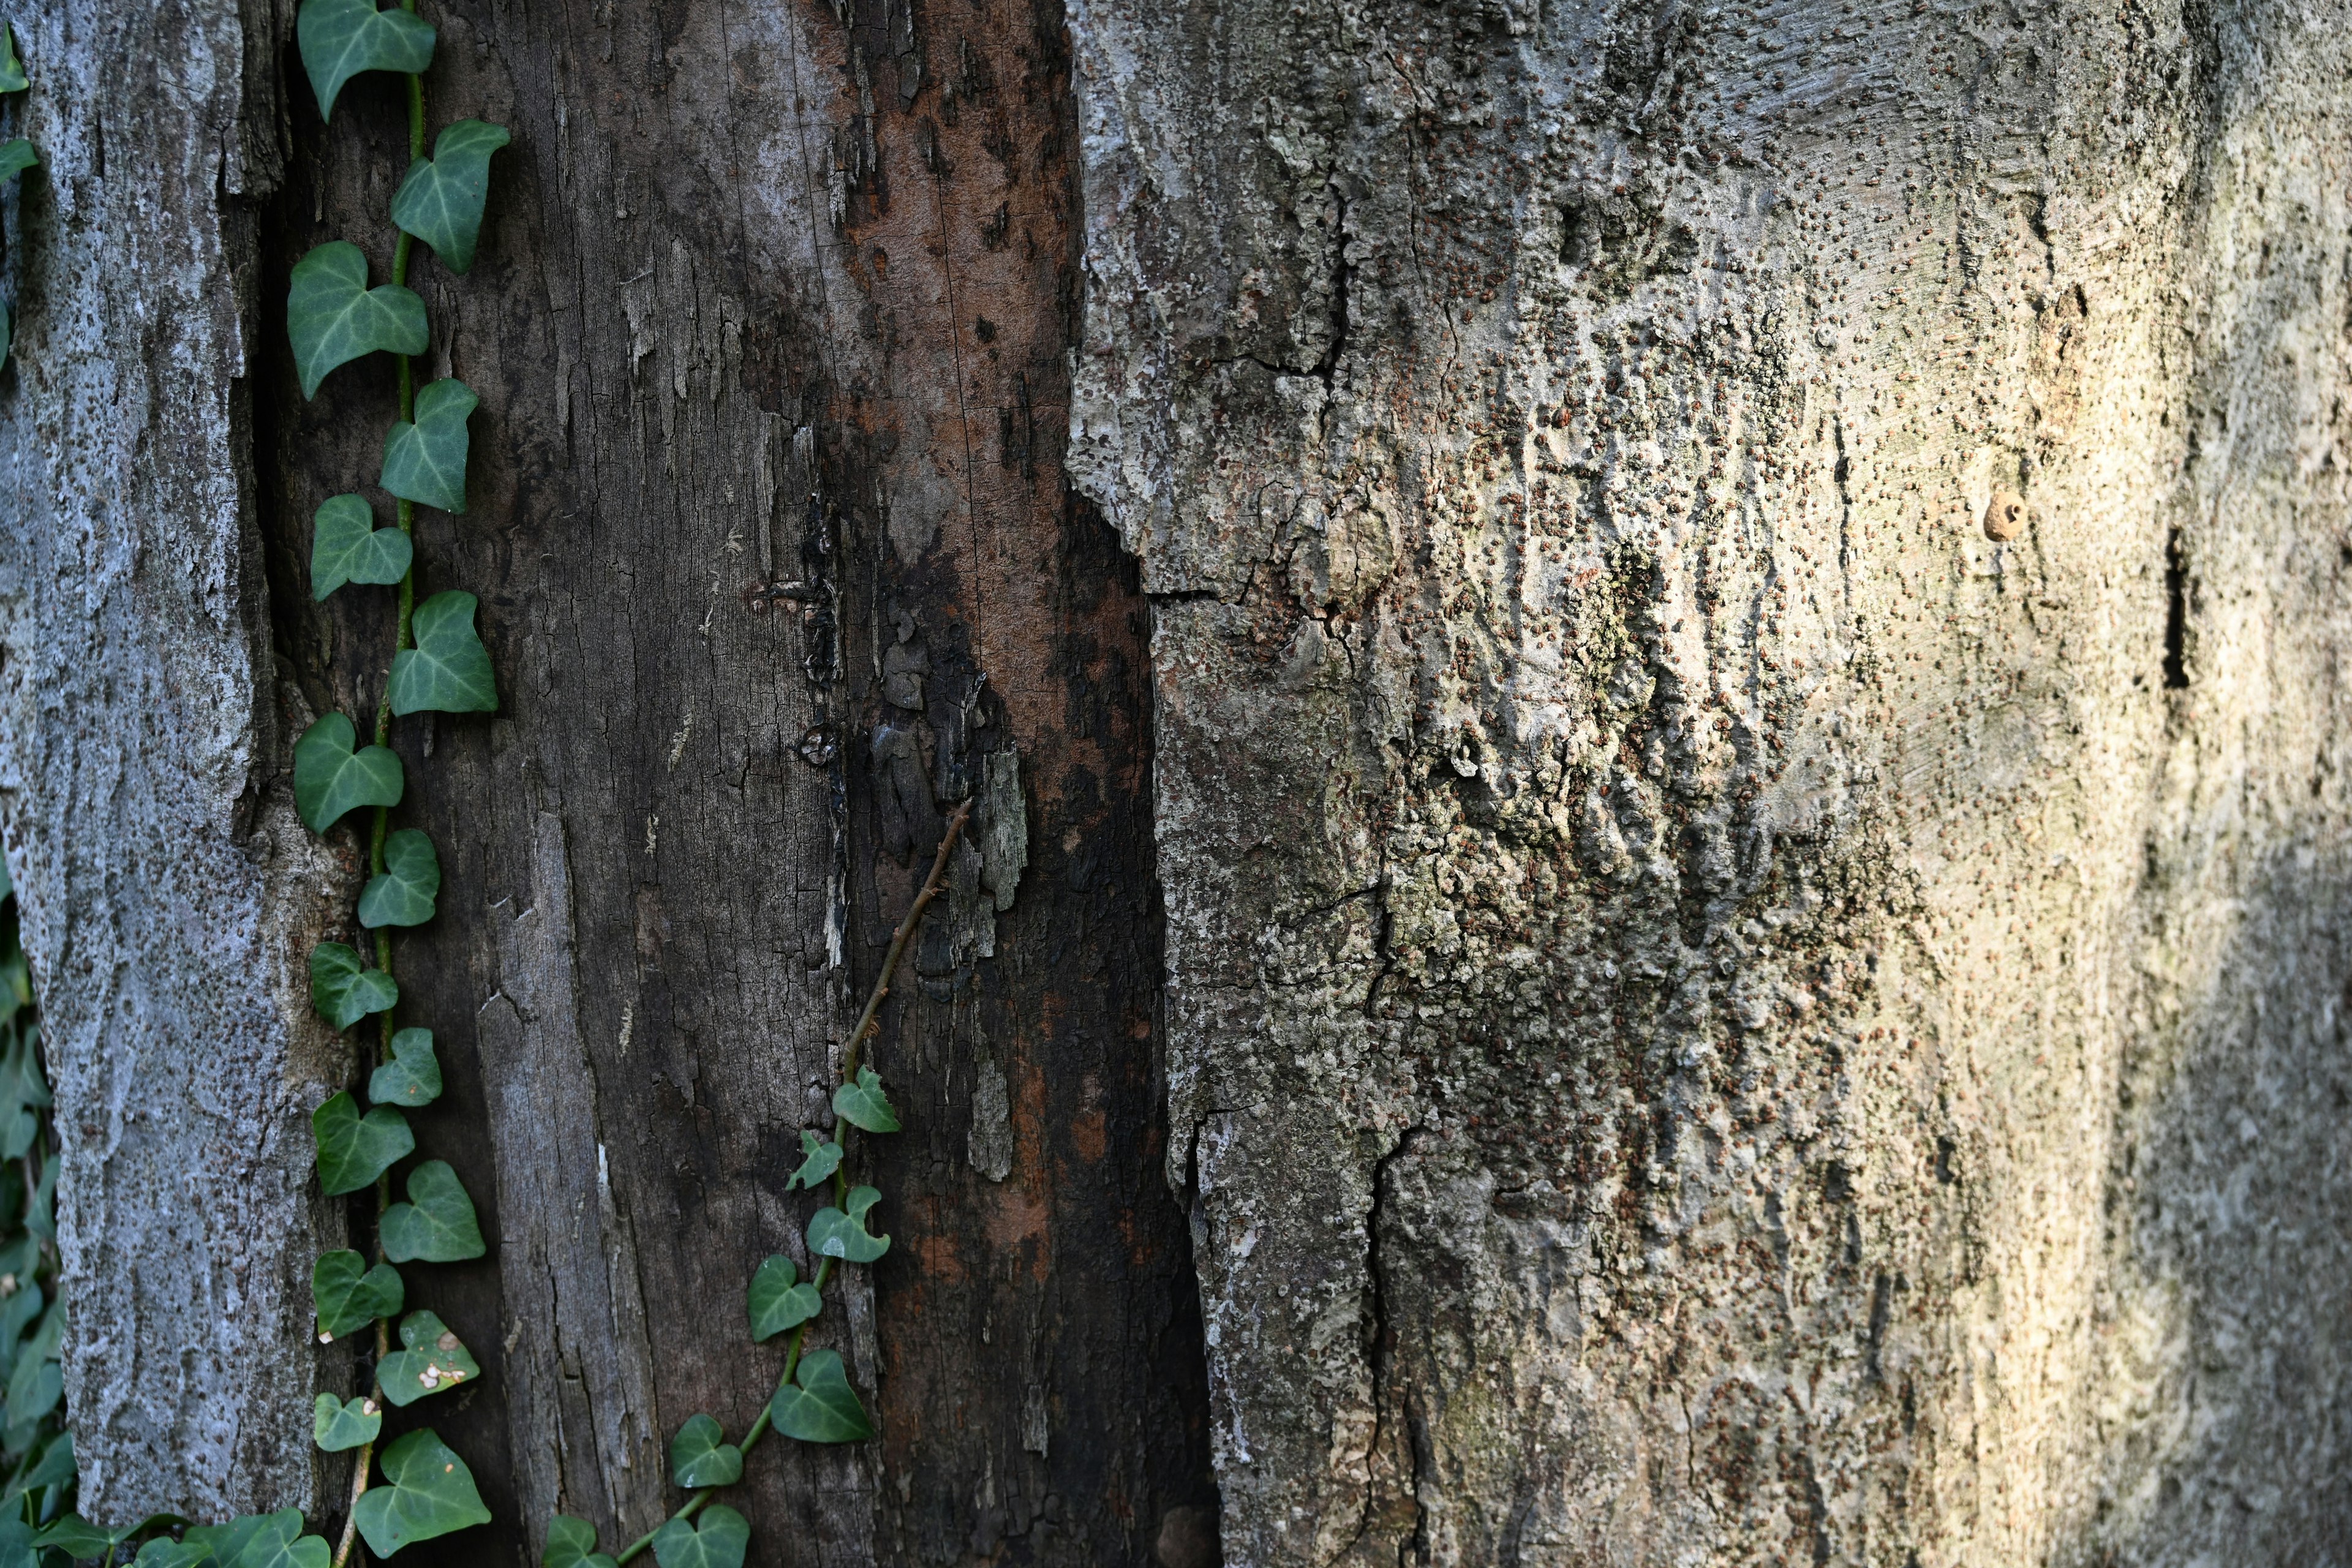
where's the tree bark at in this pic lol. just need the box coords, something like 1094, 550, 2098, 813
1066, 0, 2352, 1563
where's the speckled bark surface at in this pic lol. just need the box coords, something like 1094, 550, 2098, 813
1067, 0, 2352, 1562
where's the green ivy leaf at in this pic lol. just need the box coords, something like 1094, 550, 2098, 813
309, 943, 399, 1031
387, 590, 497, 715
296, 0, 436, 122
831, 1067, 900, 1134
391, 121, 511, 275
312, 1249, 404, 1341
377, 1309, 481, 1407
647, 1506, 749, 1568
202, 1510, 332, 1568
379, 377, 478, 513
352, 1428, 491, 1558
784, 1131, 841, 1192
312, 1091, 414, 1196
293, 712, 404, 833
369, 1027, 443, 1107
29, 1516, 108, 1558
134, 1537, 214, 1568
358, 828, 441, 929
666, 1413, 743, 1488
807, 1185, 890, 1264
746, 1255, 821, 1343
542, 1518, 618, 1568
310, 494, 412, 601
286, 241, 428, 401
0, 23, 24, 94
0, 141, 34, 183
766, 1348, 872, 1444
20, 1427, 75, 1493
312, 1393, 381, 1453
381, 1159, 485, 1263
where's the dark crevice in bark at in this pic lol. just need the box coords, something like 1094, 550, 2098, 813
2163, 522, 2190, 688
1359, 1125, 1428, 1567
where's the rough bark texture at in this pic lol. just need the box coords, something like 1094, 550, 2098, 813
1067, 0, 2352, 1562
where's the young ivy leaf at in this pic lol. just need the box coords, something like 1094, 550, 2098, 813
293, 712, 404, 833
312, 1393, 381, 1453
351, 1427, 492, 1558
183, 1509, 330, 1568
296, 0, 436, 122
0, 23, 24, 94
377, 1309, 481, 1407
134, 1539, 214, 1568
807, 1185, 890, 1265
785, 1131, 842, 1191
29, 1517, 110, 1559
369, 1027, 443, 1107
310, 493, 412, 601
381, 1159, 486, 1263
766, 1348, 872, 1444
358, 828, 441, 929
542, 1517, 619, 1568
0, 140, 36, 183
832, 1066, 900, 1134
312, 1091, 414, 1196
387, 590, 497, 715
309, 941, 399, 1031
391, 120, 511, 275
668, 1413, 744, 1488
312, 1248, 404, 1341
379, 377, 478, 512
286, 241, 428, 401
746, 1255, 821, 1342
647, 1504, 750, 1568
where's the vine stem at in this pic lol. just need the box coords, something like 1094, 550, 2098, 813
609, 801, 973, 1567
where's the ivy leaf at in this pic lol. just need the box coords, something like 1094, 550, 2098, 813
352, 1428, 491, 1558
831, 1067, 900, 1134
312, 1249, 404, 1341
135, 1539, 214, 1568
667, 1413, 744, 1488
746, 1255, 821, 1343
183, 1511, 330, 1568
309, 942, 399, 1032
369, 1027, 443, 1107
358, 828, 440, 929
0, 23, 24, 94
310, 494, 412, 601
542, 1518, 618, 1568
0, 141, 34, 183
29, 1517, 109, 1558
807, 1185, 890, 1264
379, 377, 478, 512
387, 590, 497, 715
296, 0, 436, 122
647, 1506, 749, 1568
293, 712, 404, 833
784, 1131, 841, 1192
377, 1309, 481, 1407
391, 121, 511, 275
312, 1393, 381, 1453
287, 241, 428, 401
312, 1091, 414, 1196
766, 1348, 872, 1443
381, 1159, 485, 1263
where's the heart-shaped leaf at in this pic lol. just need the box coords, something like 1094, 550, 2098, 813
648, 1506, 749, 1568
382, 1159, 485, 1262
287, 241, 427, 400
391, 120, 511, 274
766, 1348, 872, 1443
380, 377, 478, 512
370, 1027, 442, 1107
785, 1131, 842, 1191
668, 1412, 744, 1488
31, 1517, 109, 1558
378, 1308, 481, 1407
543, 1517, 619, 1568
312, 1091, 413, 1196
0, 140, 35, 183
310, 941, 399, 1031
807, 1185, 890, 1264
313, 1393, 381, 1453
359, 828, 440, 928
183, 1509, 329, 1568
832, 1066, 900, 1133
747, 1255, 821, 1342
388, 590, 497, 715
19, 1428, 74, 1494
293, 712, 404, 833
297, 0, 436, 121
352, 1427, 491, 1557
310, 494, 412, 601
0, 24, 24, 94
134, 1537, 214, 1568
312, 1249, 404, 1341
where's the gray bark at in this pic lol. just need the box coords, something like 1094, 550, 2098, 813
1067, 0, 2352, 1562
